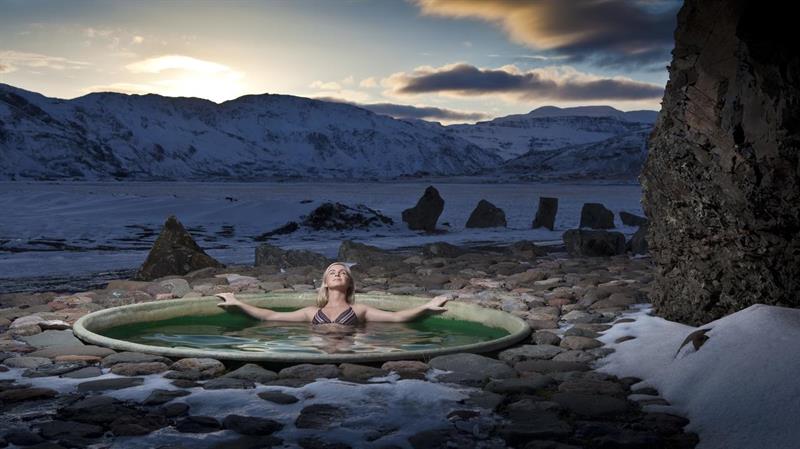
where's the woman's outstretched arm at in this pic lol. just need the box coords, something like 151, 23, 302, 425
215, 293, 314, 322
359, 296, 450, 323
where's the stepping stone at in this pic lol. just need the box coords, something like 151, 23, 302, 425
484, 374, 555, 394
101, 352, 172, 368
59, 366, 103, 379
295, 404, 345, 429
558, 378, 626, 396
202, 377, 255, 390
23, 361, 87, 377
514, 360, 590, 375
28, 345, 115, 359
36, 420, 104, 439
20, 330, 83, 348
111, 362, 169, 376
170, 358, 226, 379
498, 345, 565, 364
338, 363, 387, 383
3, 356, 53, 369
222, 363, 278, 383
429, 353, 515, 387
176, 416, 221, 433
258, 390, 300, 404
278, 363, 339, 380
223, 414, 283, 435
77, 377, 144, 392
142, 389, 191, 405
552, 393, 630, 417
0, 387, 57, 402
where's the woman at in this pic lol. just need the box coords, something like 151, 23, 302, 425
215, 262, 449, 326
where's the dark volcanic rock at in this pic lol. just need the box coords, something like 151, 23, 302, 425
302, 202, 392, 230
254, 243, 330, 269
532, 197, 559, 230
619, 211, 648, 227
134, 215, 223, 281
465, 199, 507, 228
563, 229, 626, 257
402, 185, 445, 232
641, 0, 800, 324
579, 203, 615, 229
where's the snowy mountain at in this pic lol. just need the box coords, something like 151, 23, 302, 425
445, 106, 656, 161
0, 83, 501, 180
500, 127, 652, 181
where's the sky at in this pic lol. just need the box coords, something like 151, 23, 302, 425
0, 0, 682, 123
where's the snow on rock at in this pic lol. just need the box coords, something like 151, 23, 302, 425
596, 304, 800, 449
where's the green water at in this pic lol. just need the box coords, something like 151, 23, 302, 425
101, 308, 509, 355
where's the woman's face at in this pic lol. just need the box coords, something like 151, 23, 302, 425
324, 264, 351, 291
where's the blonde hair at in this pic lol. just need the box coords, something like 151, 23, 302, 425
316, 262, 355, 307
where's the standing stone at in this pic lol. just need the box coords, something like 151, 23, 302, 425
642, 0, 800, 324
532, 197, 558, 230
579, 203, 615, 229
619, 211, 649, 227
466, 200, 507, 228
563, 229, 626, 257
134, 215, 223, 281
402, 186, 444, 232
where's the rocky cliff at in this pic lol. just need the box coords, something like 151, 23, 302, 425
642, 0, 799, 324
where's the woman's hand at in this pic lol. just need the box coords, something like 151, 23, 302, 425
215, 293, 241, 308
424, 295, 450, 312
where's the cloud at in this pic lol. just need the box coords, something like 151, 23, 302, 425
126, 55, 232, 74
410, 0, 679, 68
359, 77, 378, 88
384, 63, 664, 101
310, 80, 343, 90
317, 96, 489, 123
132, 35, 144, 45
0, 50, 90, 72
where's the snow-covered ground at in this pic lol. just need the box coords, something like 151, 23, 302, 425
0, 181, 642, 292
596, 304, 800, 449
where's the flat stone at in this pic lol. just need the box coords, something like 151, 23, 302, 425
36, 420, 104, 439
514, 360, 591, 375
28, 345, 115, 359
77, 377, 144, 392
552, 393, 630, 417
498, 345, 565, 364
429, 353, 515, 387
161, 402, 190, 417
202, 377, 255, 390
484, 374, 555, 394
461, 390, 504, 411
101, 351, 173, 367
222, 363, 278, 383
381, 360, 429, 379
295, 404, 345, 429
552, 350, 598, 363
142, 389, 191, 405
0, 387, 58, 402
170, 358, 226, 378
278, 363, 340, 380
23, 361, 87, 377
19, 330, 82, 348
3, 356, 52, 368
338, 363, 387, 382
533, 331, 561, 346
61, 366, 103, 379
258, 390, 299, 404
110, 414, 169, 436
223, 414, 283, 435
175, 416, 222, 433
111, 362, 169, 376
3, 429, 46, 446
501, 399, 572, 444
558, 378, 626, 396
560, 336, 602, 350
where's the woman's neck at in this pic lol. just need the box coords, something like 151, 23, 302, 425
326, 290, 349, 308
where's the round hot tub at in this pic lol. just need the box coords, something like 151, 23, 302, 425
73, 293, 530, 363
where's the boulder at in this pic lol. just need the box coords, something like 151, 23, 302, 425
628, 225, 649, 255
337, 240, 403, 269
579, 203, 615, 229
402, 185, 445, 232
532, 197, 558, 230
563, 229, 626, 257
134, 215, 223, 281
302, 202, 392, 230
254, 243, 330, 269
465, 199, 507, 228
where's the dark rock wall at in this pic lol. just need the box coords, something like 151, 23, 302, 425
642, 0, 799, 325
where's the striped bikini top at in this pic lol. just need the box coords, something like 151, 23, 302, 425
312, 306, 359, 326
